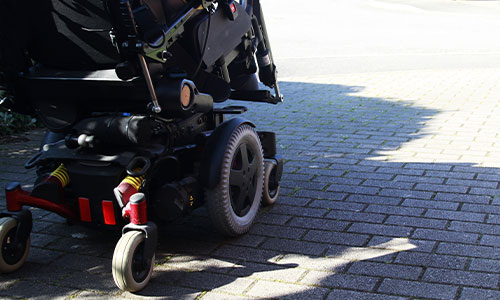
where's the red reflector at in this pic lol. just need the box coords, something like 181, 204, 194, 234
102, 200, 116, 225
78, 198, 91, 222
230, 3, 236, 13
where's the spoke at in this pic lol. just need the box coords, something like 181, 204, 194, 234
247, 178, 256, 204
233, 189, 247, 215
240, 143, 249, 169
248, 159, 258, 179
229, 169, 245, 187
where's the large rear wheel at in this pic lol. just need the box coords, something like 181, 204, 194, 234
205, 124, 264, 236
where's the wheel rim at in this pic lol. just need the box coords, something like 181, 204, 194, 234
131, 242, 150, 283
229, 141, 259, 217
2, 227, 26, 266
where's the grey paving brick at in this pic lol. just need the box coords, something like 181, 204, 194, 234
327, 184, 380, 195
326, 210, 386, 223
0, 280, 78, 300
448, 221, 500, 235
415, 183, 468, 194
425, 209, 485, 222
367, 236, 436, 253
347, 194, 402, 206
348, 223, 412, 237
412, 228, 479, 244
282, 180, 328, 191
282, 173, 314, 181
446, 178, 498, 188
303, 230, 370, 246
479, 235, 500, 247
469, 258, 500, 272
250, 224, 306, 239
329, 164, 377, 173
486, 214, 500, 224
345, 171, 394, 180
425, 170, 476, 180
326, 290, 408, 300
228, 261, 306, 282
401, 198, 460, 210
295, 168, 344, 177
434, 192, 491, 204
246, 279, 330, 299
348, 261, 422, 280
405, 163, 453, 171
477, 173, 500, 181
463, 205, 500, 217
256, 213, 292, 225
276, 196, 311, 206
379, 189, 434, 200
423, 268, 500, 288
385, 215, 447, 229
213, 245, 280, 263
261, 238, 328, 256
366, 205, 424, 217
469, 187, 500, 196
270, 204, 327, 217
301, 271, 379, 291
58, 272, 118, 293
437, 243, 500, 259
288, 216, 349, 231
286, 160, 329, 169
294, 189, 346, 201
459, 287, 500, 300
453, 166, 500, 175
395, 175, 444, 184
326, 244, 396, 262
313, 176, 363, 186
362, 179, 415, 190
378, 278, 458, 299
181, 271, 254, 294
377, 167, 424, 176
395, 252, 467, 270
310, 200, 366, 211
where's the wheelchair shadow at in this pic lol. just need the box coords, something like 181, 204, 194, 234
2, 80, 499, 299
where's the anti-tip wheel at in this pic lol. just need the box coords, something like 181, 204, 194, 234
0, 217, 30, 273
262, 160, 280, 206
112, 231, 154, 292
205, 124, 264, 236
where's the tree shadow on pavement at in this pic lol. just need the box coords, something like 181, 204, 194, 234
2, 81, 499, 299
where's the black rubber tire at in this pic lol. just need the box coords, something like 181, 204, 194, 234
112, 231, 154, 292
205, 124, 264, 236
262, 160, 280, 206
0, 217, 30, 273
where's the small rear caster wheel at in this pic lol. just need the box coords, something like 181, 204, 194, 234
206, 124, 264, 236
262, 160, 280, 206
0, 217, 30, 273
112, 231, 154, 292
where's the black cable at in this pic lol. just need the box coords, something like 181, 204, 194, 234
192, 11, 211, 78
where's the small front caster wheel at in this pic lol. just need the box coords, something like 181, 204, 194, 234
262, 160, 280, 206
112, 231, 154, 292
0, 217, 30, 273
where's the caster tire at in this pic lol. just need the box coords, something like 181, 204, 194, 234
0, 217, 30, 273
205, 124, 264, 236
112, 231, 154, 292
262, 161, 280, 206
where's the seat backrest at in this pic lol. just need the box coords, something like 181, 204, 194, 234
5, 0, 120, 71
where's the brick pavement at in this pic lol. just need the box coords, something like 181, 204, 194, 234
1, 67, 500, 299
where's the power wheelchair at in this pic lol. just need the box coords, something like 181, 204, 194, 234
0, 0, 283, 291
